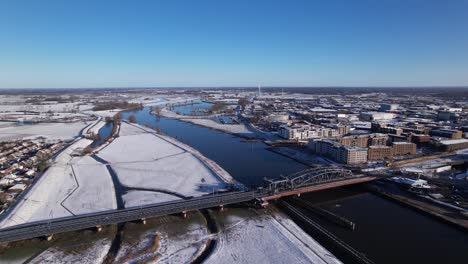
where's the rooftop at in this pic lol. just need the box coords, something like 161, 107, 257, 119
440, 139, 468, 145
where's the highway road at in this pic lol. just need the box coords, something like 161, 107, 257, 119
0, 191, 259, 243
0, 174, 376, 243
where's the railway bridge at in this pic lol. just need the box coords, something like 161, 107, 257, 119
0, 167, 380, 243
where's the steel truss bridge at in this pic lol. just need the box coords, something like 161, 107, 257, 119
0, 167, 379, 243
265, 167, 355, 193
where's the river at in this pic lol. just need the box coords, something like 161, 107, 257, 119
121, 107, 468, 264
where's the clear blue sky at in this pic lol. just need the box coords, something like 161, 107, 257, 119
1, 0, 468, 88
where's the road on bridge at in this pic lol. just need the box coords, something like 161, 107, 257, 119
0, 168, 379, 243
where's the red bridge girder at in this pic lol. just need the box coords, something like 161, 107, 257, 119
262, 176, 376, 201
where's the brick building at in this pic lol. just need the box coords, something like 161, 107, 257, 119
439, 139, 468, 152
336, 146, 368, 164
371, 122, 403, 135
411, 134, 431, 144
368, 146, 393, 161
430, 129, 462, 139
339, 133, 388, 148
392, 142, 416, 156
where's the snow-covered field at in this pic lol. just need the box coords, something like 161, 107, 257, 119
123, 190, 178, 207
0, 121, 90, 141
181, 118, 252, 135
87, 109, 123, 118
28, 237, 112, 264
0, 102, 93, 113
157, 107, 256, 136
0, 119, 234, 227
97, 122, 233, 201
85, 118, 105, 135
206, 208, 342, 264
0, 138, 116, 228
115, 214, 209, 263
98, 132, 185, 163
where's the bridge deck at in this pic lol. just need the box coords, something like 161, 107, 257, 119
263, 176, 376, 200
0, 173, 379, 243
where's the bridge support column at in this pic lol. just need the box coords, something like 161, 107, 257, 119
297, 193, 301, 197
219, 205, 224, 212
95, 225, 103, 232
45, 234, 54, 241
182, 211, 188, 218
141, 218, 147, 225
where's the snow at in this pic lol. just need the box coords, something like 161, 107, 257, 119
0, 122, 90, 141
206, 208, 342, 264
98, 133, 185, 163
111, 152, 227, 196
28, 237, 112, 264
148, 97, 198, 107
181, 118, 252, 134
0, 102, 93, 113
88, 109, 123, 118
0, 120, 234, 228
115, 213, 209, 264
62, 156, 117, 215
0, 138, 116, 228
118, 122, 153, 136
85, 118, 105, 135
97, 122, 233, 200
123, 190, 180, 207
8, 183, 27, 192
157, 222, 208, 263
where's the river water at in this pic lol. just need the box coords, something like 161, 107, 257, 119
171, 100, 213, 116
122, 107, 468, 264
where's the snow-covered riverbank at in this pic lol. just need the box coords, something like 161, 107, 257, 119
96, 122, 235, 205
205, 207, 342, 264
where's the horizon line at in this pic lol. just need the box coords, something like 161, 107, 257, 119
0, 85, 467, 90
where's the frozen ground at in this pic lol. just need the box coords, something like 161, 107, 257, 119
98, 132, 184, 163
181, 118, 252, 135
85, 118, 105, 135
62, 156, 117, 215
115, 214, 209, 264
28, 237, 112, 264
0, 138, 116, 228
206, 208, 342, 264
123, 190, 179, 207
0, 121, 90, 141
87, 109, 123, 118
97, 122, 233, 201
0, 102, 93, 113
150, 97, 198, 107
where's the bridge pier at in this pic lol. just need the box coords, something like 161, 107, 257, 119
182, 211, 187, 218
255, 198, 269, 208
219, 205, 224, 211
141, 218, 147, 225
95, 225, 103, 232
44, 234, 54, 241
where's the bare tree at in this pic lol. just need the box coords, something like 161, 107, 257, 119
114, 112, 123, 120
238, 97, 249, 109
153, 106, 162, 116
82, 146, 94, 155
105, 116, 112, 124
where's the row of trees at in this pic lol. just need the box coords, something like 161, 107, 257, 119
208, 102, 227, 114
92, 101, 143, 111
